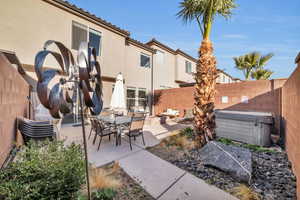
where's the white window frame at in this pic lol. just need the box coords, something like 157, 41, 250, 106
156, 50, 165, 64
71, 21, 102, 56
185, 60, 192, 74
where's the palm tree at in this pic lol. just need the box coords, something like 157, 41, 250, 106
251, 69, 273, 80
177, 0, 236, 147
233, 52, 274, 80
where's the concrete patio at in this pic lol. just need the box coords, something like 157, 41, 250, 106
60, 117, 237, 200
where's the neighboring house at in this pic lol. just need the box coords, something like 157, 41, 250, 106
146, 39, 197, 89
0, 0, 238, 113
217, 70, 241, 84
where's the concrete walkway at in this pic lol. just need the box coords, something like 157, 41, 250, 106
119, 149, 237, 200
60, 119, 237, 200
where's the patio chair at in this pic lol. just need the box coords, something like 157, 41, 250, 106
125, 112, 146, 150
88, 117, 98, 140
92, 120, 117, 151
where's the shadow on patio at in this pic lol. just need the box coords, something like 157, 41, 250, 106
59, 117, 191, 167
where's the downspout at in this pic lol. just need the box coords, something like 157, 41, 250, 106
150, 52, 154, 116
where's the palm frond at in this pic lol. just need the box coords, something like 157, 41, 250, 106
251, 69, 273, 80
177, 0, 237, 37
259, 53, 274, 67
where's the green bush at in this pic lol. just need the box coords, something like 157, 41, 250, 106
180, 127, 194, 139
77, 188, 117, 200
92, 188, 117, 200
0, 140, 85, 200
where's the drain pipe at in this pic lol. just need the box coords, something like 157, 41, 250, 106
150, 51, 155, 116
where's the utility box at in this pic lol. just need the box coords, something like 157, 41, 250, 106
215, 110, 273, 147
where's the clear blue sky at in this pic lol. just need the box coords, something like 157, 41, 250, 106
67, 0, 300, 79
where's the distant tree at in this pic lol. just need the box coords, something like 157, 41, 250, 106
233, 52, 274, 80
177, 0, 237, 147
251, 69, 273, 80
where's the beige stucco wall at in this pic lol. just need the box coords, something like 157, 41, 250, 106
175, 54, 196, 83
0, 0, 126, 78
0, 0, 132, 108
150, 45, 178, 89
124, 44, 152, 92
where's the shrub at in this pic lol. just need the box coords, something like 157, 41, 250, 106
92, 188, 117, 200
231, 185, 260, 200
89, 165, 121, 191
180, 127, 194, 139
0, 140, 85, 200
217, 137, 276, 153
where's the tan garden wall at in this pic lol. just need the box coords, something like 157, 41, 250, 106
154, 79, 286, 134
282, 54, 300, 197
0, 54, 29, 167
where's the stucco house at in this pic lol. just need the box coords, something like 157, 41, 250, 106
0, 0, 239, 113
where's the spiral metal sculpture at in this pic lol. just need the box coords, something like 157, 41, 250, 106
34, 40, 103, 118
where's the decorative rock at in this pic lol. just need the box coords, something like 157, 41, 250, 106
199, 141, 252, 183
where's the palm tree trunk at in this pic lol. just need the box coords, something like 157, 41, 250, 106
193, 40, 217, 147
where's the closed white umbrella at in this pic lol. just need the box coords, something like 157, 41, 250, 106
110, 73, 126, 111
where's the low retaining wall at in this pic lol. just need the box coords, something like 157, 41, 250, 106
282, 54, 300, 197
0, 53, 29, 167
154, 79, 286, 134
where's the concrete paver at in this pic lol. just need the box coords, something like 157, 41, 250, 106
159, 172, 238, 200
119, 150, 186, 199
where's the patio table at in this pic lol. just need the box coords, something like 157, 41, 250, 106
97, 115, 145, 146
97, 115, 132, 146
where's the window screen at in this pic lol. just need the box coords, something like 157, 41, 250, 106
140, 54, 150, 68
138, 89, 147, 109
127, 87, 136, 110
89, 29, 101, 56
156, 50, 164, 64
185, 61, 192, 73
72, 21, 87, 50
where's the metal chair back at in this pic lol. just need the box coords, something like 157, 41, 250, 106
129, 112, 146, 132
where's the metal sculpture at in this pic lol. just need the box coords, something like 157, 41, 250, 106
34, 40, 103, 199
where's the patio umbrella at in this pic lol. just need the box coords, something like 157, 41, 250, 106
110, 73, 126, 112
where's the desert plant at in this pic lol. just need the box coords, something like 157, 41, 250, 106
89, 166, 121, 191
232, 185, 260, 200
163, 133, 196, 150
233, 52, 274, 80
177, 0, 237, 147
180, 127, 195, 139
92, 188, 117, 200
0, 140, 85, 200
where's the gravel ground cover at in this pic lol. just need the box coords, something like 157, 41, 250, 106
147, 137, 297, 200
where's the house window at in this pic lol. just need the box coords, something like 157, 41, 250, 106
72, 21, 102, 56
138, 88, 147, 109
89, 29, 102, 56
72, 21, 88, 50
126, 87, 136, 110
185, 61, 192, 73
222, 74, 226, 83
126, 87, 148, 110
140, 54, 150, 68
156, 50, 164, 64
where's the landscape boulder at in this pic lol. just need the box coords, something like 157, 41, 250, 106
199, 141, 252, 183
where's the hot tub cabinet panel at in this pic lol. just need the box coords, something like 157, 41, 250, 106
215, 110, 273, 147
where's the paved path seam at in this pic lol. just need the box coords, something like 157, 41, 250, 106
156, 171, 187, 199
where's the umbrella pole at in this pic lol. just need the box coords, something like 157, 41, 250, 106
78, 81, 91, 200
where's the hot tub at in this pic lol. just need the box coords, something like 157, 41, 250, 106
215, 110, 273, 147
